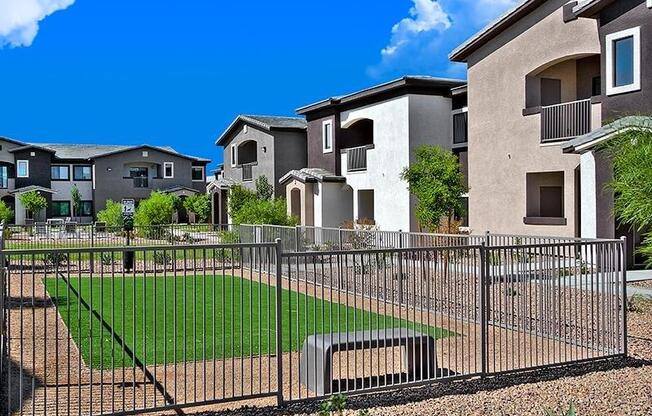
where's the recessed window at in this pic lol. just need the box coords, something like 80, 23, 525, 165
51, 165, 70, 181
77, 201, 93, 217
163, 162, 174, 178
0, 166, 8, 189
192, 166, 204, 181
17, 160, 29, 178
524, 172, 566, 225
73, 165, 92, 181
323, 120, 333, 153
51, 201, 71, 217
606, 27, 641, 95
452, 108, 468, 145
231, 145, 237, 167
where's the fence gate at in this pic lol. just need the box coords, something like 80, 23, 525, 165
0, 243, 281, 416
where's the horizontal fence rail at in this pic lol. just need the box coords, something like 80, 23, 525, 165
0, 223, 627, 416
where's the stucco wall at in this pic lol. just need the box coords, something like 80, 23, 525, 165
285, 179, 314, 226
273, 131, 307, 197
465, 0, 600, 236
313, 182, 353, 228
221, 124, 276, 193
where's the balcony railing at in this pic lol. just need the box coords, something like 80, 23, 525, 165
241, 163, 254, 182
132, 176, 148, 188
346, 146, 368, 172
541, 99, 592, 143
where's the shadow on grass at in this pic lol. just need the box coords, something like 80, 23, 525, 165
190, 356, 651, 416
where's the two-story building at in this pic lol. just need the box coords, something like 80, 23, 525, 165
450, 0, 651, 267
210, 115, 308, 224
0, 138, 210, 224
280, 76, 467, 231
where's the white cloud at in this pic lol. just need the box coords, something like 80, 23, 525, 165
0, 0, 75, 48
380, 0, 451, 57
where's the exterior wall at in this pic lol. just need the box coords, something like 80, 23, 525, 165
465, 0, 600, 236
0, 139, 22, 200
221, 124, 276, 193
313, 182, 353, 228
306, 114, 340, 175
599, 0, 652, 120
339, 95, 411, 231
273, 131, 307, 197
51, 165, 94, 222
93, 148, 199, 212
284, 179, 314, 226
13, 148, 52, 190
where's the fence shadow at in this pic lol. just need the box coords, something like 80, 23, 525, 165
0, 356, 43, 416
192, 356, 650, 416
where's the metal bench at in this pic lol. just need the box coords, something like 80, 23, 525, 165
299, 328, 436, 395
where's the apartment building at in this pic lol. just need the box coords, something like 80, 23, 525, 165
211, 115, 308, 224
280, 76, 467, 231
450, 0, 651, 267
0, 138, 209, 224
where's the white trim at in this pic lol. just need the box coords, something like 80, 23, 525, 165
230, 145, 237, 167
648, 0, 652, 8
322, 120, 333, 153
605, 26, 641, 96
17, 160, 29, 178
163, 161, 174, 179
192, 166, 205, 182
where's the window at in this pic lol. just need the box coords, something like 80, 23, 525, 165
142, 151, 149, 157
592, 76, 602, 96
230, 145, 237, 167
0, 166, 8, 189
452, 108, 468, 145
51, 201, 71, 217
17, 160, 28, 178
73, 165, 92, 181
130, 167, 148, 188
323, 120, 333, 153
163, 162, 174, 178
77, 201, 93, 217
606, 27, 641, 95
524, 172, 566, 225
51, 165, 70, 181
192, 166, 204, 181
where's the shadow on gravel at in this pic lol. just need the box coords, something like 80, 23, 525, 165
191, 356, 652, 416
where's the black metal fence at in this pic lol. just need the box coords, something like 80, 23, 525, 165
0, 226, 627, 415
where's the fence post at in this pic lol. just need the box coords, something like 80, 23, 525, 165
294, 226, 300, 252
621, 236, 628, 358
338, 227, 343, 250
479, 242, 488, 378
275, 238, 284, 406
398, 229, 403, 305
484, 230, 491, 247
0, 222, 5, 387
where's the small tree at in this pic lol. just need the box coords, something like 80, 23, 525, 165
134, 191, 176, 227
228, 184, 257, 218
96, 200, 124, 228
183, 194, 211, 223
601, 122, 652, 267
0, 200, 14, 224
71, 185, 82, 220
18, 191, 47, 221
232, 198, 297, 226
400, 145, 466, 232
255, 175, 274, 200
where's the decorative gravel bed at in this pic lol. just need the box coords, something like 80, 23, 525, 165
630, 279, 652, 289
194, 297, 652, 416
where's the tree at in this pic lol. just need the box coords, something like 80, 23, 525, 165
255, 175, 274, 200
601, 122, 652, 267
134, 191, 176, 226
96, 200, 124, 228
18, 191, 47, 220
71, 185, 82, 221
183, 194, 211, 223
400, 145, 467, 232
228, 184, 257, 218
0, 200, 14, 224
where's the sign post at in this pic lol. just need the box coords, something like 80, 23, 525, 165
122, 199, 135, 271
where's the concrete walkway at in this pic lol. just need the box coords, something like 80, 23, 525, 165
627, 269, 652, 298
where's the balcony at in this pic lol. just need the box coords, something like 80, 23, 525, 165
541, 99, 592, 143
132, 176, 149, 188
346, 146, 368, 172
241, 163, 254, 182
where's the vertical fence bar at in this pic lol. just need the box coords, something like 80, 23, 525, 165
621, 237, 628, 358
479, 243, 488, 378
275, 239, 284, 406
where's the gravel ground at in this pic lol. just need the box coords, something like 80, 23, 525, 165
194, 297, 652, 416
630, 279, 652, 289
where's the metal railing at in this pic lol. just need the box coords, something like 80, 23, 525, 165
346, 146, 368, 172
241, 163, 254, 182
132, 176, 149, 188
0, 223, 627, 415
541, 98, 592, 143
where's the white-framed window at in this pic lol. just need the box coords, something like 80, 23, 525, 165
230, 145, 237, 167
322, 120, 333, 153
163, 162, 174, 178
192, 166, 205, 182
17, 160, 29, 178
606, 26, 641, 96
142, 150, 149, 157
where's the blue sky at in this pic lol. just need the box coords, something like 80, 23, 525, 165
0, 0, 517, 171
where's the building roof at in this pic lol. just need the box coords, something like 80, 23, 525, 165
573, 0, 616, 17
449, 0, 548, 62
215, 115, 307, 146
296, 76, 466, 115
279, 168, 346, 185
10, 185, 57, 195
563, 116, 652, 154
160, 185, 201, 195
207, 177, 238, 192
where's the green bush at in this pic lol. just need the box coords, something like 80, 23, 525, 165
0, 200, 14, 224
228, 184, 257, 217
183, 194, 211, 223
18, 191, 47, 220
232, 198, 296, 226
255, 175, 274, 200
96, 200, 124, 228
134, 191, 176, 227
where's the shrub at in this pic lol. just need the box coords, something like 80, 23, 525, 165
134, 191, 176, 227
255, 175, 274, 200
232, 198, 297, 226
153, 251, 172, 265
96, 200, 124, 228
183, 194, 211, 223
18, 191, 47, 220
43, 252, 68, 267
0, 200, 14, 224
319, 394, 347, 416
228, 185, 257, 217
71, 185, 82, 219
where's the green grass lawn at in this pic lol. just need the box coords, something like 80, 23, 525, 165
44, 274, 451, 369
